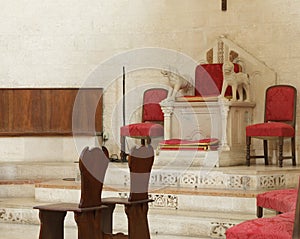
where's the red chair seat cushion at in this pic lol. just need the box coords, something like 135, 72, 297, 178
225, 211, 295, 239
257, 189, 298, 213
246, 122, 295, 137
120, 123, 164, 138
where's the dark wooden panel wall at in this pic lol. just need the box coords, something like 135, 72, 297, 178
0, 88, 103, 136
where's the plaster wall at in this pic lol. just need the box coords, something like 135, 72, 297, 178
0, 0, 299, 161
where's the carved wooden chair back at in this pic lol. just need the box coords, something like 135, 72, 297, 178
128, 145, 155, 201
79, 146, 109, 208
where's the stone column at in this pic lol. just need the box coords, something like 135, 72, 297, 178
160, 100, 174, 140
218, 98, 230, 151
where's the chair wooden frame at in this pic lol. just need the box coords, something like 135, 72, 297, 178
120, 88, 167, 162
246, 85, 297, 167
102, 145, 154, 239
34, 147, 109, 239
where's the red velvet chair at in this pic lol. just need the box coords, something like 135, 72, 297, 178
246, 85, 297, 167
226, 177, 300, 239
120, 88, 168, 161
225, 211, 295, 239
257, 188, 298, 218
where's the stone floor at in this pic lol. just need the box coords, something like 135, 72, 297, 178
0, 162, 298, 238
0, 222, 209, 239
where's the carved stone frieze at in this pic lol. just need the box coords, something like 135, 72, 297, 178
258, 175, 286, 189
227, 176, 251, 190
150, 171, 179, 186
149, 194, 178, 209
210, 221, 236, 238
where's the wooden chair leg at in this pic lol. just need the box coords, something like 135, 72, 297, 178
279, 137, 284, 167
125, 203, 151, 239
101, 204, 116, 234
263, 140, 269, 165
38, 210, 66, 239
146, 137, 151, 145
246, 136, 251, 166
257, 206, 263, 218
292, 137, 296, 166
120, 136, 128, 162
74, 210, 103, 239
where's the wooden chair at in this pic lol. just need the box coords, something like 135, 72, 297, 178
102, 144, 155, 239
246, 85, 297, 167
120, 88, 168, 161
34, 147, 109, 239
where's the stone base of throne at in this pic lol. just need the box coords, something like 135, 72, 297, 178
155, 138, 249, 167
155, 148, 247, 167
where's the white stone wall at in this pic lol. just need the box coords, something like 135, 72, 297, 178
0, 0, 299, 161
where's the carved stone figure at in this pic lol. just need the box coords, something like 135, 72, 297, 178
221, 61, 250, 101
161, 70, 190, 102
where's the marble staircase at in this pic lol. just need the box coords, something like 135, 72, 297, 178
0, 161, 299, 238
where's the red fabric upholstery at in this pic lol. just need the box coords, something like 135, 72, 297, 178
246, 122, 295, 137
120, 88, 167, 140
159, 138, 219, 146
142, 89, 168, 122
225, 211, 295, 239
194, 63, 240, 97
265, 85, 296, 122
158, 138, 219, 151
257, 189, 298, 213
121, 122, 164, 138
246, 85, 297, 167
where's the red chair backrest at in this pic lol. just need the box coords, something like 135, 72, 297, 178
142, 88, 168, 122
194, 63, 241, 97
265, 85, 297, 125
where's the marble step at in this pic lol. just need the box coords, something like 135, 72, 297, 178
1, 162, 300, 190
0, 197, 264, 239
0, 222, 209, 239
0, 180, 36, 198
36, 179, 260, 214
0, 162, 77, 180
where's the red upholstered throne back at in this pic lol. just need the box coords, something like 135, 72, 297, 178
142, 88, 168, 122
265, 85, 296, 123
195, 63, 240, 97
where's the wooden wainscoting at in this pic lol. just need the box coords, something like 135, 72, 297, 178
0, 88, 103, 136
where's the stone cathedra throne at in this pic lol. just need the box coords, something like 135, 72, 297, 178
157, 35, 277, 167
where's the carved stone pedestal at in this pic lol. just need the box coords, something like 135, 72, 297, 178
159, 99, 255, 167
